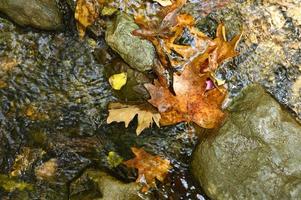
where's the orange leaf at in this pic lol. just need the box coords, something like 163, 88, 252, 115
124, 147, 171, 192
145, 66, 227, 128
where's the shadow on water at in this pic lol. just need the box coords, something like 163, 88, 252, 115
0, 7, 207, 198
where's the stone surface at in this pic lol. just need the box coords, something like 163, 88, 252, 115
191, 84, 301, 200
0, 0, 63, 30
70, 169, 148, 200
105, 12, 155, 72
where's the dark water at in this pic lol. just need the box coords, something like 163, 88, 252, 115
0, 11, 206, 199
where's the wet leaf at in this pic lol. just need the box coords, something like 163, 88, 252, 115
101, 6, 117, 16
124, 147, 171, 192
107, 103, 161, 135
109, 72, 127, 90
35, 159, 58, 181
154, 0, 172, 7
0, 80, 7, 89
107, 151, 123, 168
11, 147, 45, 177
145, 66, 227, 128
0, 174, 32, 192
75, 0, 100, 38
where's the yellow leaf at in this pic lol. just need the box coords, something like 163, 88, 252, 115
108, 72, 127, 90
101, 6, 117, 16
107, 151, 123, 168
75, 0, 100, 38
154, 0, 172, 7
107, 103, 161, 135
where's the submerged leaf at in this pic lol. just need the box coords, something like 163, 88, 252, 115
107, 151, 124, 168
109, 72, 127, 90
0, 174, 32, 192
101, 6, 117, 16
107, 103, 161, 135
124, 147, 171, 192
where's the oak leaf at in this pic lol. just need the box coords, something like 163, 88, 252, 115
107, 103, 161, 135
124, 147, 171, 192
145, 66, 227, 128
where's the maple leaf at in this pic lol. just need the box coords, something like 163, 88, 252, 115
145, 66, 227, 128
123, 147, 171, 192
107, 103, 161, 135
205, 23, 242, 72
75, 0, 100, 38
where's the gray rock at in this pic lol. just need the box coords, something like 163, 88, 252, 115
70, 169, 148, 200
0, 0, 63, 30
105, 12, 155, 72
191, 84, 301, 200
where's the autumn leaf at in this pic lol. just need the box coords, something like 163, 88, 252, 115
154, 0, 172, 7
75, 0, 100, 38
124, 147, 171, 192
107, 103, 161, 135
145, 66, 227, 128
108, 72, 127, 90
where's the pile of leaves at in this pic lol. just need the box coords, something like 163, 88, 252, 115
75, 0, 241, 193
107, 0, 241, 132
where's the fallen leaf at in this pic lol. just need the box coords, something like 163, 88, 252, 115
107, 151, 123, 168
0, 174, 32, 192
75, 0, 100, 38
11, 147, 45, 177
124, 147, 171, 192
154, 0, 172, 7
109, 72, 127, 90
145, 66, 227, 128
0, 80, 7, 89
101, 6, 117, 16
35, 159, 58, 181
204, 23, 242, 72
107, 103, 161, 135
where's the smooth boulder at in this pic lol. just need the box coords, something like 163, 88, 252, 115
70, 169, 148, 200
105, 12, 155, 72
191, 84, 301, 200
0, 0, 63, 30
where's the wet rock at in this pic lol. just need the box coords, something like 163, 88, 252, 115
104, 58, 151, 101
192, 0, 301, 120
191, 84, 301, 200
105, 12, 155, 72
0, 0, 63, 30
70, 169, 147, 200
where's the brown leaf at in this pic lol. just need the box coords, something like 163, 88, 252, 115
75, 0, 100, 38
107, 103, 160, 135
145, 66, 227, 128
124, 147, 171, 192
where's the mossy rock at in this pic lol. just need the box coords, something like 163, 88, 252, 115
191, 84, 301, 200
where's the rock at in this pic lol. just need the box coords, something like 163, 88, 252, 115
0, 0, 63, 30
70, 169, 148, 200
191, 84, 301, 200
105, 12, 155, 72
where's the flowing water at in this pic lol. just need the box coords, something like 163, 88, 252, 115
1, 0, 300, 199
